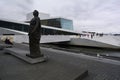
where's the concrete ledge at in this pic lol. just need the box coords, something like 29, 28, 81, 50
4, 48, 47, 64
0, 44, 12, 50
75, 70, 88, 80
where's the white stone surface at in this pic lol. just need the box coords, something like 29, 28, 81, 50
13, 35, 71, 43
70, 36, 120, 49
82, 35, 120, 46
1, 27, 120, 49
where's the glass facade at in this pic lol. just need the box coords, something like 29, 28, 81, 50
0, 20, 78, 35
41, 18, 73, 30
41, 19, 61, 28
0, 20, 28, 32
60, 18, 73, 30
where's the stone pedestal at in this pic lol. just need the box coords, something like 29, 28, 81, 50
4, 48, 47, 64
26, 53, 44, 58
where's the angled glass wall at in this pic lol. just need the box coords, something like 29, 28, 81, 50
0, 20, 78, 35
60, 18, 73, 30
41, 18, 73, 30
41, 19, 61, 28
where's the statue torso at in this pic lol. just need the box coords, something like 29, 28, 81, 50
29, 17, 41, 39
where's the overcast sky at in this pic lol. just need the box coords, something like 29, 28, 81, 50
0, 0, 33, 21
0, 0, 120, 33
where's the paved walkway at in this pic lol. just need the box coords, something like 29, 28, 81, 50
42, 47, 120, 80
0, 43, 120, 80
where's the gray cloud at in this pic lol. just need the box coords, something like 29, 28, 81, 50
0, 0, 33, 20
0, 0, 120, 33
33, 0, 120, 33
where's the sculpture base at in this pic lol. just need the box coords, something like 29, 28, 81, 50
26, 54, 44, 58
4, 48, 47, 64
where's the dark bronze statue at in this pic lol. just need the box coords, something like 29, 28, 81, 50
26, 10, 43, 58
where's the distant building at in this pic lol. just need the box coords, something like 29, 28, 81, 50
41, 18, 73, 30
0, 19, 79, 35
26, 12, 73, 30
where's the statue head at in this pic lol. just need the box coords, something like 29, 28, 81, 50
33, 10, 39, 17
